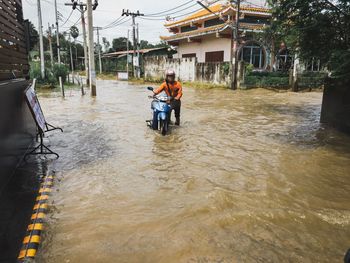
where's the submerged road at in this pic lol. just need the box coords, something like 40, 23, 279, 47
35, 80, 350, 262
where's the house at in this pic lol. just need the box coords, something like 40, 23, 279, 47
160, 2, 271, 70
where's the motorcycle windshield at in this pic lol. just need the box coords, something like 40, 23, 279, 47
153, 101, 170, 112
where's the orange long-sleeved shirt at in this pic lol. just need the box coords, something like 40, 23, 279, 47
154, 81, 183, 100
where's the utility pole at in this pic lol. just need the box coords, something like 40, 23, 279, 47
48, 23, 54, 68
65, 1, 92, 86
69, 35, 75, 83
231, 0, 241, 90
94, 26, 103, 74
136, 23, 140, 78
81, 6, 89, 85
122, 9, 144, 78
87, 0, 97, 96
54, 0, 61, 64
126, 29, 129, 79
37, 0, 45, 79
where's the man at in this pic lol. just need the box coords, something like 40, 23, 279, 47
153, 69, 183, 126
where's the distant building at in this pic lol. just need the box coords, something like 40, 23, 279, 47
160, 2, 271, 70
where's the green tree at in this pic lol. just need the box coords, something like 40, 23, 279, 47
267, 0, 350, 79
28, 21, 49, 51
112, 37, 132, 52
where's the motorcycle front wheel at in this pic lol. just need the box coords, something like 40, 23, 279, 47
160, 119, 168, 136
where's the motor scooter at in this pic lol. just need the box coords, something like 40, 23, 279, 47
146, 87, 172, 136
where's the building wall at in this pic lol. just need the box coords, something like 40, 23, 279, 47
177, 36, 231, 63
321, 79, 350, 133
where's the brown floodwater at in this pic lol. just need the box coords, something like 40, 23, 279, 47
35, 80, 350, 263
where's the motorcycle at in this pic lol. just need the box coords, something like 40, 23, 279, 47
146, 87, 172, 136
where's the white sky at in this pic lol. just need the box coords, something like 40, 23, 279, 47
22, 0, 267, 45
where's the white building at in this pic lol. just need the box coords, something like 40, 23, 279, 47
161, 2, 272, 70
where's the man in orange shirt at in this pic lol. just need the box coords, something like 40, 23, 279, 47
153, 69, 183, 126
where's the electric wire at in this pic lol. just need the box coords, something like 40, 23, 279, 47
60, 9, 74, 27
144, 0, 194, 16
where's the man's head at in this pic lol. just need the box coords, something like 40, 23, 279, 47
165, 69, 176, 83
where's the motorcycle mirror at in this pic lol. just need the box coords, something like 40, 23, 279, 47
147, 87, 154, 91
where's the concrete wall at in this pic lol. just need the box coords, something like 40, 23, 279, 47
321, 79, 350, 133
177, 36, 231, 63
196, 62, 231, 85
144, 57, 231, 85
144, 57, 196, 82
0, 80, 36, 177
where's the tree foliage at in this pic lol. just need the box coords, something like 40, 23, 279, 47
267, 0, 350, 79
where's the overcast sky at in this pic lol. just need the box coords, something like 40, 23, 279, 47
22, 0, 267, 46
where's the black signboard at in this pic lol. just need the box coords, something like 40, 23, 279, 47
25, 84, 46, 133
24, 82, 63, 159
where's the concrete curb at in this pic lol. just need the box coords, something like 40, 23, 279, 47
17, 174, 54, 261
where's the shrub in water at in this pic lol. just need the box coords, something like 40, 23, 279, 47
52, 63, 69, 83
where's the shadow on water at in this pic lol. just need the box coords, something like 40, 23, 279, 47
47, 120, 114, 172
264, 102, 350, 152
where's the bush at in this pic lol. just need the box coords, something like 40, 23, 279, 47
52, 63, 69, 83
221, 63, 231, 75
29, 62, 70, 86
29, 63, 42, 81
245, 75, 289, 87
245, 63, 254, 75
298, 71, 327, 88
248, 71, 289, 78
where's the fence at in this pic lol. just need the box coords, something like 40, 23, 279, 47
0, 0, 29, 81
243, 70, 327, 90
143, 56, 327, 89
143, 56, 233, 85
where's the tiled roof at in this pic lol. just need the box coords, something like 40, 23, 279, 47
161, 23, 229, 41
160, 22, 267, 42
165, 3, 271, 28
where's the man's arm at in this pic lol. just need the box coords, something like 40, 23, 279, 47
153, 83, 165, 95
175, 83, 183, 100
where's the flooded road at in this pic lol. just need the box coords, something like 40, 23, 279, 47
36, 80, 350, 262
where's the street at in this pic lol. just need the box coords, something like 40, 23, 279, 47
33, 80, 350, 262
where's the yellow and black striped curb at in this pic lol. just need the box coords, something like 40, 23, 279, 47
17, 174, 54, 262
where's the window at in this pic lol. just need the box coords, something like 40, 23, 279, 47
240, 16, 270, 24
276, 48, 293, 71
181, 25, 197, 33
205, 51, 224, 62
239, 44, 265, 68
306, 58, 323, 72
204, 18, 225, 28
182, 53, 196, 58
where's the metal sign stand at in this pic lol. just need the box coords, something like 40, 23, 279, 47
24, 83, 63, 161
25, 128, 60, 160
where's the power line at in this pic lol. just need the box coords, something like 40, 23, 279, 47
102, 17, 131, 30
145, 2, 199, 17
144, 0, 194, 16
102, 16, 124, 29
60, 9, 74, 27
138, 16, 166, 21
173, 6, 203, 19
